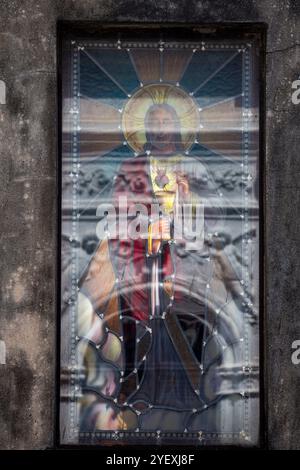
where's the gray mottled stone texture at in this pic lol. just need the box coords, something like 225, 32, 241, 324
0, 0, 299, 450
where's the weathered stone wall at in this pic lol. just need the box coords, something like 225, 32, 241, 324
0, 0, 299, 450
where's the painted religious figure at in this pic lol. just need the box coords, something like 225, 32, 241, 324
61, 38, 260, 444
77, 84, 242, 431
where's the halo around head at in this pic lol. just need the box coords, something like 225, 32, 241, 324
122, 84, 200, 153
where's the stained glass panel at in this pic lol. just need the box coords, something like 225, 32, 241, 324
60, 29, 262, 446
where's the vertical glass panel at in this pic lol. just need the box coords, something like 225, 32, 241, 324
60, 29, 262, 446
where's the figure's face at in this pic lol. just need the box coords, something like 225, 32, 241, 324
146, 107, 178, 153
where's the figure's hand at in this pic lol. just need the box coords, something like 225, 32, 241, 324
163, 279, 174, 297
148, 217, 171, 254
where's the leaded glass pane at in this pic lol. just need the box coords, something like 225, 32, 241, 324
60, 29, 262, 446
